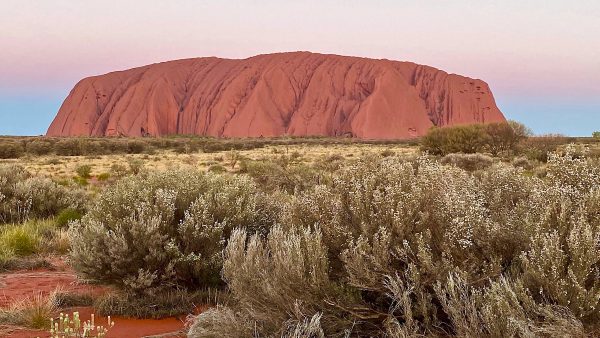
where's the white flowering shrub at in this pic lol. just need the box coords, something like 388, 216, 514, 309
69, 169, 280, 294
188, 226, 353, 337
0, 165, 86, 223
190, 150, 600, 337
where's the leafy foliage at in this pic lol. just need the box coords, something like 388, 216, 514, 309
421, 121, 531, 156
69, 168, 281, 294
190, 147, 600, 337
0, 165, 87, 223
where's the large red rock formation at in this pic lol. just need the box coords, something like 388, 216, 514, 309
47, 52, 505, 139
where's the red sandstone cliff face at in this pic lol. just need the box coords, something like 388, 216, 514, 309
47, 52, 505, 139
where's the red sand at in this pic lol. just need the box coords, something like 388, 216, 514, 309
0, 270, 102, 307
0, 263, 191, 338
47, 52, 505, 139
5, 307, 187, 338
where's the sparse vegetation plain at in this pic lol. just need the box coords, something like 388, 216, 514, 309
0, 126, 599, 337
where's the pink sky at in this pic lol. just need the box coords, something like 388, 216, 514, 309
1, 0, 599, 135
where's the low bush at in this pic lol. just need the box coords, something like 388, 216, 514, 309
190, 147, 600, 337
485, 120, 531, 155
440, 152, 495, 171
240, 159, 327, 193
0, 142, 25, 159
0, 219, 59, 259
0, 165, 87, 223
54, 139, 84, 156
56, 208, 83, 228
109, 163, 128, 178
127, 158, 145, 175
0, 136, 417, 158
421, 121, 530, 156
0, 225, 40, 256
97, 173, 111, 181
420, 124, 489, 155
69, 169, 281, 294
0, 293, 56, 330
75, 165, 92, 179
25, 139, 54, 156
72, 176, 89, 186
380, 149, 395, 157
519, 134, 572, 162
512, 156, 534, 170
127, 140, 147, 154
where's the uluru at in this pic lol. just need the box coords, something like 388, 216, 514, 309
47, 52, 506, 139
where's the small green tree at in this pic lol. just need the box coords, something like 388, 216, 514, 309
592, 131, 600, 139
485, 121, 530, 155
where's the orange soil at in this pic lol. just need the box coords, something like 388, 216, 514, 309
5, 308, 187, 338
0, 269, 103, 307
0, 260, 191, 338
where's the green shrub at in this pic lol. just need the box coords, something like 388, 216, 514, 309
380, 149, 395, 157
97, 173, 111, 181
127, 140, 147, 154
485, 121, 528, 155
72, 176, 88, 186
75, 165, 92, 179
290, 151, 303, 161
0, 165, 87, 223
0, 225, 40, 256
592, 131, 600, 139
421, 121, 530, 156
56, 208, 83, 228
0, 142, 24, 159
421, 124, 489, 155
0, 293, 57, 330
25, 139, 54, 156
69, 169, 281, 294
54, 139, 84, 156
